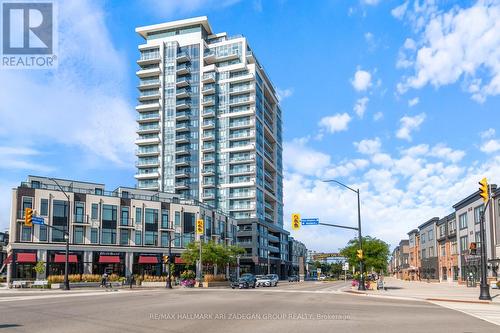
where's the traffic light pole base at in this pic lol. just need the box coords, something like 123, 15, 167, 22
479, 284, 491, 301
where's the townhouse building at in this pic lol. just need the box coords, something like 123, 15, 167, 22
5, 176, 237, 281
407, 229, 420, 280
288, 237, 307, 279
134, 16, 289, 277
436, 213, 459, 282
418, 218, 439, 280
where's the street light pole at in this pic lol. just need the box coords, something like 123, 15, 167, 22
479, 199, 491, 300
322, 179, 365, 291
49, 178, 70, 291
166, 230, 172, 289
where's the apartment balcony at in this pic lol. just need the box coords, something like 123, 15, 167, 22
202, 143, 215, 152
140, 183, 160, 191
202, 96, 215, 107
175, 157, 191, 166
175, 180, 190, 190
203, 50, 216, 64
137, 113, 160, 125
176, 51, 190, 63
268, 245, 280, 253
175, 169, 191, 178
176, 76, 190, 88
201, 168, 215, 176
175, 110, 191, 121
229, 119, 255, 129
228, 130, 255, 141
138, 78, 160, 90
202, 192, 216, 199
176, 63, 191, 75
202, 132, 215, 141
202, 180, 216, 188
72, 214, 89, 225
229, 83, 255, 96
136, 147, 160, 157
229, 154, 255, 164
138, 90, 160, 102
118, 218, 135, 228
134, 171, 160, 180
137, 124, 160, 134
202, 108, 215, 118
229, 95, 255, 108
175, 134, 190, 144
175, 122, 190, 132
228, 73, 254, 84
176, 99, 191, 110
176, 87, 191, 99
229, 191, 255, 199
264, 169, 274, 181
267, 234, 279, 242
229, 204, 255, 211
202, 156, 216, 164
264, 201, 274, 212
201, 120, 215, 129
136, 67, 161, 78
136, 102, 160, 112
229, 166, 255, 176
228, 143, 255, 152
135, 136, 160, 146
202, 84, 216, 95
137, 51, 160, 66
136, 159, 160, 168
175, 145, 191, 155
202, 72, 216, 83
216, 51, 240, 62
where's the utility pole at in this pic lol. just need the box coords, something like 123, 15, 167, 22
478, 178, 491, 300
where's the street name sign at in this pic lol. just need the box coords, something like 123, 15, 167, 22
32, 216, 45, 225
301, 218, 319, 225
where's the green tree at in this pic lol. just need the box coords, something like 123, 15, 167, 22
340, 236, 390, 273
181, 241, 245, 272
33, 261, 46, 276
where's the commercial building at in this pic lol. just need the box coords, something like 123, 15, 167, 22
288, 237, 307, 278
134, 17, 289, 277
6, 176, 237, 281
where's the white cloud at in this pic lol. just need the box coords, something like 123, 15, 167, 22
351, 69, 372, 92
428, 144, 466, 163
408, 97, 420, 107
323, 159, 369, 179
276, 87, 294, 101
353, 97, 369, 118
373, 112, 383, 121
362, 0, 381, 5
396, 1, 500, 102
391, 1, 409, 20
0, 0, 136, 166
396, 113, 426, 141
318, 113, 352, 133
354, 137, 381, 155
480, 128, 495, 139
283, 139, 331, 176
481, 139, 500, 154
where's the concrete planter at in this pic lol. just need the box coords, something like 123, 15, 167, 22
202, 281, 229, 288
141, 282, 166, 287
51, 282, 121, 289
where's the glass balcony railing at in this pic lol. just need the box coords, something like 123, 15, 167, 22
139, 78, 159, 86
202, 72, 216, 81
137, 124, 160, 131
137, 113, 159, 121
139, 50, 160, 61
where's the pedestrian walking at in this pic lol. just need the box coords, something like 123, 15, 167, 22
129, 275, 135, 289
101, 272, 108, 288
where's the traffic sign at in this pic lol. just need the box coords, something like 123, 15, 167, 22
196, 219, 204, 235
301, 218, 319, 225
343, 262, 349, 271
32, 216, 45, 225
291, 213, 301, 230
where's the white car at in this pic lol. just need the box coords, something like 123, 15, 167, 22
255, 275, 270, 287
318, 275, 326, 281
266, 274, 279, 287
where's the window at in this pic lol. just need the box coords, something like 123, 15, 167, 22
121, 206, 130, 226
475, 231, 481, 247
175, 211, 181, 226
91, 228, 98, 244
120, 229, 129, 245
95, 188, 103, 195
22, 196, 33, 212
439, 225, 445, 238
174, 232, 181, 247
135, 208, 142, 225
428, 246, 434, 257
91, 204, 99, 220
135, 231, 142, 245
52, 200, 68, 242
451, 241, 457, 255
460, 236, 468, 252
161, 232, 169, 247
73, 226, 84, 244
102, 228, 116, 244
39, 225, 47, 242
459, 213, 467, 229
144, 231, 157, 246
40, 199, 48, 216
161, 210, 169, 229
21, 225, 32, 241
474, 206, 484, 224
421, 233, 426, 244
428, 230, 433, 241
74, 202, 85, 223
448, 220, 456, 234
440, 245, 445, 257
102, 204, 117, 244
421, 249, 426, 259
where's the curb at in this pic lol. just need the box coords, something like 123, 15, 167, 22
425, 297, 492, 304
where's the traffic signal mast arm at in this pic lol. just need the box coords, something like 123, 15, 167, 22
318, 222, 358, 231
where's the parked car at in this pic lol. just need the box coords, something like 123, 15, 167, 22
288, 275, 299, 282
255, 275, 269, 287
318, 275, 326, 281
231, 273, 257, 289
266, 274, 279, 287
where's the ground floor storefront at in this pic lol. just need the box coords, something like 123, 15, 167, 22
239, 258, 290, 279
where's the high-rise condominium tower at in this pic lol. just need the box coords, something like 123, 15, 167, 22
135, 17, 289, 275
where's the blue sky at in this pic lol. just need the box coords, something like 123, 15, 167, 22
0, 0, 499, 252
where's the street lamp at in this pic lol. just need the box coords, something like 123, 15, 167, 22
323, 179, 366, 291
49, 178, 71, 291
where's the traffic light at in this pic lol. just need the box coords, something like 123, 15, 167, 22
478, 177, 489, 203
356, 249, 363, 260
196, 219, 204, 235
291, 213, 301, 230
163, 255, 169, 264
24, 208, 33, 227
469, 242, 477, 255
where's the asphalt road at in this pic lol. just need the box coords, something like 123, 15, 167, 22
0, 281, 497, 333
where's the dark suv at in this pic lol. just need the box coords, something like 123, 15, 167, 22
231, 273, 257, 289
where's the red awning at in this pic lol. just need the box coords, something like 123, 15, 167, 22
174, 257, 185, 264
99, 255, 120, 264
3, 254, 12, 265
54, 254, 78, 263
16, 253, 36, 263
138, 256, 159, 264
